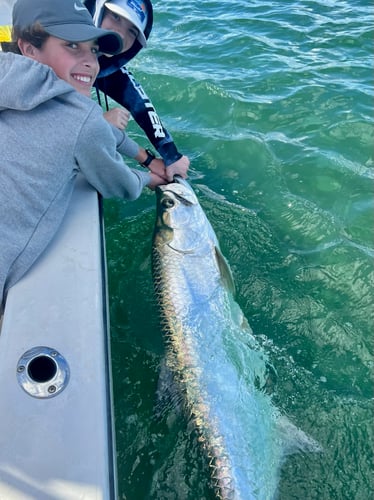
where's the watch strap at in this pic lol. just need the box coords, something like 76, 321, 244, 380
140, 149, 156, 168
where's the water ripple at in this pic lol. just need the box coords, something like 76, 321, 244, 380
110, 1, 374, 497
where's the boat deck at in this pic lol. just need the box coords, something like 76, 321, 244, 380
0, 176, 117, 499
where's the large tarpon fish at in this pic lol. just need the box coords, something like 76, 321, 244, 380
152, 178, 320, 499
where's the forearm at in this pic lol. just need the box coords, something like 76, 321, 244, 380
96, 69, 184, 165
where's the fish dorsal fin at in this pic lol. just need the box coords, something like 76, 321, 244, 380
215, 246, 236, 295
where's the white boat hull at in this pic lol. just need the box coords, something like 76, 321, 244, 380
0, 176, 117, 499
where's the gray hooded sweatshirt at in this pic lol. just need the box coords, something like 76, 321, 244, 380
0, 52, 151, 308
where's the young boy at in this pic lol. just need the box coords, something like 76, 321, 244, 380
0, 0, 171, 311
86, 0, 190, 181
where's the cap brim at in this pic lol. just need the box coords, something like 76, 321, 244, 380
44, 24, 123, 55
105, 3, 147, 47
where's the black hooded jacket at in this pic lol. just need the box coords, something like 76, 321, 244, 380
85, 0, 183, 166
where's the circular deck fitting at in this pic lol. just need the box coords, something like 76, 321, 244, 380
16, 346, 70, 399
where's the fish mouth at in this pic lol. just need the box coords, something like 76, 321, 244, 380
156, 179, 198, 207
156, 176, 186, 193
173, 175, 191, 189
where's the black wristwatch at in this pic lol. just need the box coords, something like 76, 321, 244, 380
140, 149, 156, 168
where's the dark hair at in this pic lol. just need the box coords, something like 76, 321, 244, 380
1, 23, 49, 54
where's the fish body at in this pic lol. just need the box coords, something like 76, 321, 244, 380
152, 178, 318, 499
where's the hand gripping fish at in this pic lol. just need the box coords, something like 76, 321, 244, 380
152, 178, 320, 500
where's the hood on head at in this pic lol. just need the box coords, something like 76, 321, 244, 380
91, 0, 153, 65
0, 52, 76, 112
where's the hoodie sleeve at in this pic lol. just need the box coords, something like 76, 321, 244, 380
75, 105, 151, 201
109, 123, 140, 158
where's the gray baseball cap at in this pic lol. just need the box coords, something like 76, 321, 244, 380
12, 0, 123, 55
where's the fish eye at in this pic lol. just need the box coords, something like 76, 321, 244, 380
161, 198, 175, 209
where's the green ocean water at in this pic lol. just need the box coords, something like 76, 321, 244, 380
103, 1, 373, 498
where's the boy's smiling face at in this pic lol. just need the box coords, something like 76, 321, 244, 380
20, 36, 100, 97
